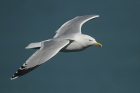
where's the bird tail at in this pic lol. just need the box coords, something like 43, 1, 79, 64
25, 42, 41, 49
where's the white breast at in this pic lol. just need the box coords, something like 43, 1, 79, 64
60, 40, 89, 52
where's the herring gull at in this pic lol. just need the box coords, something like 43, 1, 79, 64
11, 15, 102, 80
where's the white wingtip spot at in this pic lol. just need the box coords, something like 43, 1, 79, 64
10, 76, 18, 80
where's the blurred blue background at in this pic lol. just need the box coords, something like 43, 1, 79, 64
0, 0, 140, 93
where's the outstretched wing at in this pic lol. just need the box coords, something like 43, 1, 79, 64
54, 15, 99, 38
11, 39, 69, 80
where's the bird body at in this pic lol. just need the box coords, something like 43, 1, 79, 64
60, 34, 96, 52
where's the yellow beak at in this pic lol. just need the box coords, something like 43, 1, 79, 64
94, 42, 102, 47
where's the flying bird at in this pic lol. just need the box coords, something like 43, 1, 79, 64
11, 15, 102, 80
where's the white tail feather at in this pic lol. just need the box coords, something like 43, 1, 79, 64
25, 42, 41, 49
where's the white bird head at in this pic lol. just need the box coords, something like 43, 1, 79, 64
82, 34, 102, 47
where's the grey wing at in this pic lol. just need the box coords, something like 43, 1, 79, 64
11, 39, 69, 80
54, 15, 99, 38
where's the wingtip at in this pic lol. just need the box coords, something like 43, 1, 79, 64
10, 75, 18, 80
93, 14, 99, 18
96, 15, 99, 17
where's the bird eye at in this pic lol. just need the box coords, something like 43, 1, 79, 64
89, 39, 92, 41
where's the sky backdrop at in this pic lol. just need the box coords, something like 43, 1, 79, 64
0, 0, 140, 93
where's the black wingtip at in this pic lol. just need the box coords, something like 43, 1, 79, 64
11, 64, 39, 80
10, 75, 18, 80
11, 70, 20, 80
